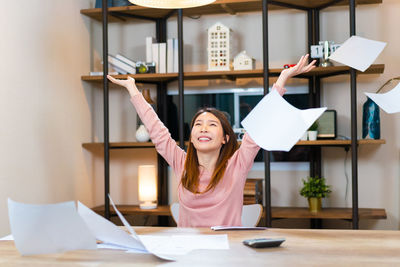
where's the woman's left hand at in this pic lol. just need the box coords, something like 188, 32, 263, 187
276, 54, 316, 89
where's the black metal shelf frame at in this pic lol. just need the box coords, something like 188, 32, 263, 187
99, 0, 360, 229
262, 0, 359, 229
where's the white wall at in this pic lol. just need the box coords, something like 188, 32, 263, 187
0, 0, 94, 236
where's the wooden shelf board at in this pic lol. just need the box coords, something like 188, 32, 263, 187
272, 207, 387, 220
92, 205, 386, 220
81, 64, 384, 83
92, 205, 171, 216
81, 0, 382, 21
296, 139, 386, 146
81, 73, 177, 82
82, 142, 155, 150
83, 139, 385, 150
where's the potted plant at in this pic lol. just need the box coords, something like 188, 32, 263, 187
307, 121, 319, 141
300, 176, 331, 213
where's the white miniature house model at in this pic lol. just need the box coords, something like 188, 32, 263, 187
207, 22, 231, 71
233, 50, 255, 70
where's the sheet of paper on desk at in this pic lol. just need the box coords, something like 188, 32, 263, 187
7, 199, 97, 255
241, 90, 326, 151
78, 200, 175, 261
329, 36, 386, 72
365, 83, 400, 114
211, 226, 267, 231
136, 234, 229, 256
107, 195, 177, 260
0, 234, 13, 241
77, 201, 147, 252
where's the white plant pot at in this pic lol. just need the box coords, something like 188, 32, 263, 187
136, 125, 150, 142
308, 131, 318, 141
300, 131, 308, 141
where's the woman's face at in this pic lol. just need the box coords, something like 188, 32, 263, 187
190, 112, 228, 153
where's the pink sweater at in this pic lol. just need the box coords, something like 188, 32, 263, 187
131, 94, 260, 227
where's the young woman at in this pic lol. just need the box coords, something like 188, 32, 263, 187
108, 55, 316, 227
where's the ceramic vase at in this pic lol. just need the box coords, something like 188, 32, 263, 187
362, 98, 380, 139
136, 125, 150, 142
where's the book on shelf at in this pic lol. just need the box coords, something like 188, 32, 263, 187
152, 43, 159, 73
115, 54, 136, 68
159, 43, 166, 74
167, 38, 174, 73
173, 38, 179, 73
89, 71, 118, 76
146, 37, 154, 63
108, 54, 136, 74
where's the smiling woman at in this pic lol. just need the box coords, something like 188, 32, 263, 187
107, 54, 316, 227
183, 108, 238, 194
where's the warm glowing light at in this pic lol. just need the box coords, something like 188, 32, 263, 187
138, 165, 157, 209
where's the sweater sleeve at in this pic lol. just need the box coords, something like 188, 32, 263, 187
130, 94, 186, 175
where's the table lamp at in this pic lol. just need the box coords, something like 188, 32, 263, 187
138, 165, 157, 209
129, 0, 215, 9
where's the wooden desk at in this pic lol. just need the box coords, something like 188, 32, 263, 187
1, 227, 400, 266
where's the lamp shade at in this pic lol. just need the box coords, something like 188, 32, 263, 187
138, 165, 157, 209
128, 0, 216, 9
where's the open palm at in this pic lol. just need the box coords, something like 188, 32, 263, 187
282, 54, 316, 78
107, 75, 139, 97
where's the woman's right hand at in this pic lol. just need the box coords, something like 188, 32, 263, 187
107, 75, 140, 97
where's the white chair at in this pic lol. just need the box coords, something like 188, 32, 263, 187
169, 203, 263, 227
170, 202, 180, 225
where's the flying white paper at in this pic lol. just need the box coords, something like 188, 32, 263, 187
241, 90, 326, 151
329, 36, 386, 72
7, 199, 96, 255
365, 83, 400, 114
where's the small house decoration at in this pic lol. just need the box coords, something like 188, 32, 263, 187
233, 50, 255, 70
207, 22, 231, 71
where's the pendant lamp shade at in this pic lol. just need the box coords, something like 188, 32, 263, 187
128, 0, 216, 9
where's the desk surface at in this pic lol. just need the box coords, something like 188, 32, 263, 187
1, 227, 400, 266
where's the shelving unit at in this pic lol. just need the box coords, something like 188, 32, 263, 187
81, 0, 385, 228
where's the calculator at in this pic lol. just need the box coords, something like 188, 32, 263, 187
243, 238, 286, 248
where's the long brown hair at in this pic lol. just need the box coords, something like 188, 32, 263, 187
181, 108, 238, 193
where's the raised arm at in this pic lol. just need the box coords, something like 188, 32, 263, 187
236, 55, 317, 170
107, 75, 186, 172
274, 54, 316, 95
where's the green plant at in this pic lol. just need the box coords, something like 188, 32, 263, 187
308, 121, 318, 131
300, 176, 331, 198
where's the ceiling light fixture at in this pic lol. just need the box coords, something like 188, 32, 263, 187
129, 0, 216, 9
